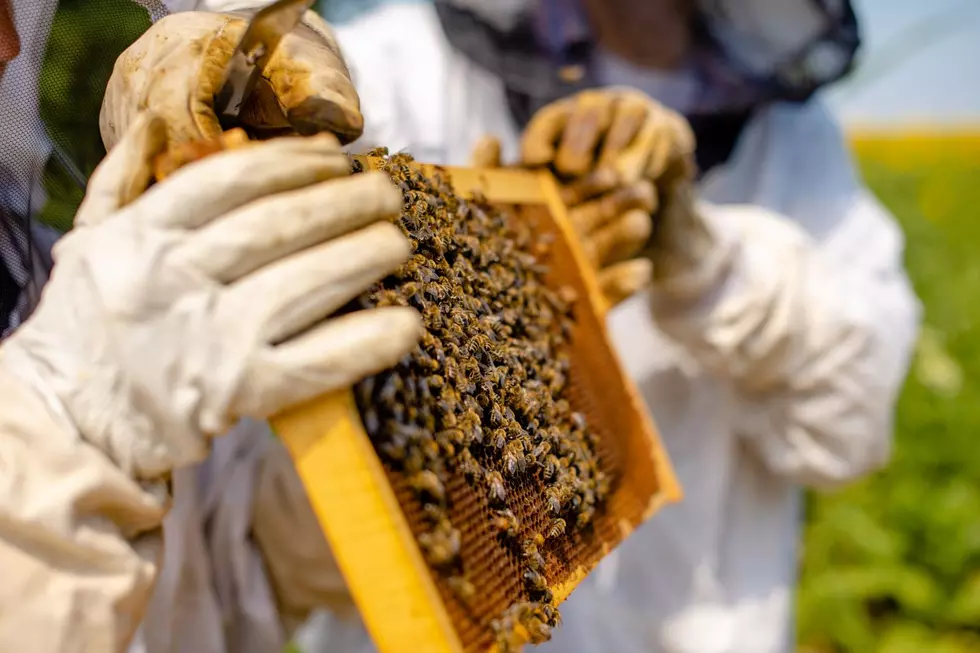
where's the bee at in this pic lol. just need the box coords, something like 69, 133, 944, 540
409, 470, 445, 503
418, 524, 461, 568
437, 426, 466, 449
531, 440, 551, 459
488, 404, 505, 427
467, 420, 485, 446
446, 576, 476, 602
576, 505, 596, 528
378, 439, 406, 462
502, 440, 527, 476
520, 612, 553, 645
521, 539, 546, 571
426, 375, 446, 394
440, 410, 458, 428
489, 428, 508, 451
466, 334, 493, 357
402, 448, 426, 475
492, 509, 521, 538
544, 486, 565, 515
422, 503, 445, 523
547, 517, 567, 539
541, 454, 561, 481
443, 356, 463, 384
566, 490, 583, 514
457, 447, 481, 480
523, 451, 538, 470
485, 470, 506, 505
523, 569, 549, 595
424, 281, 448, 301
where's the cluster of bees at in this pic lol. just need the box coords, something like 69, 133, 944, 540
350, 153, 610, 651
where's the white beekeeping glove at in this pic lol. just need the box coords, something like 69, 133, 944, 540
518, 88, 706, 305
0, 113, 421, 481
101, 10, 362, 148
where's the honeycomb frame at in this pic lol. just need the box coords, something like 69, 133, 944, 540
270, 163, 682, 653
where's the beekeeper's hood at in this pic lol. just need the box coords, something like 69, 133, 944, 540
434, 0, 860, 119
0, 0, 170, 224
0, 0, 169, 335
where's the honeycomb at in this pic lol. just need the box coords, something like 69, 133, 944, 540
338, 155, 676, 652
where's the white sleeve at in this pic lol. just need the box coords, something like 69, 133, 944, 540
0, 364, 168, 652
649, 193, 921, 489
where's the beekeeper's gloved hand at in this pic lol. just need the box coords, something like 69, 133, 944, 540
516, 88, 705, 307
100, 10, 362, 149
0, 113, 421, 481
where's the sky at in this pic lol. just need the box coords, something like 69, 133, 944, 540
823, 0, 980, 127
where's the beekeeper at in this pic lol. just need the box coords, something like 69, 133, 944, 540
0, 2, 922, 653
0, 2, 422, 651
315, 1, 920, 652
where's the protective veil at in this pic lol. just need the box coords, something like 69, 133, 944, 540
295, 2, 919, 653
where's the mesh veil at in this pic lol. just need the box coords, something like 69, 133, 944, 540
0, 0, 167, 334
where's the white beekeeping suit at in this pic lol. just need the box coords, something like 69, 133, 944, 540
309, 2, 920, 653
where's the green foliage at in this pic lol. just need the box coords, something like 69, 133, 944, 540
36, 0, 148, 232
798, 147, 980, 652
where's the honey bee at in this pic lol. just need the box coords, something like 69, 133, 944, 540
467, 421, 485, 446
403, 448, 426, 475
544, 486, 565, 515
523, 569, 548, 595
521, 612, 553, 644
418, 523, 460, 568
502, 440, 527, 476
423, 503, 445, 523
439, 409, 458, 428
438, 426, 467, 448
489, 404, 505, 427
547, 518, 567, 539
466, 334, 493, 357
457, 447, 481, 480
490, 428, 508, 451
446, 576, 476, 602
409, 470, 445, 503
541, 454, 561, 481
576, 505, 596, 528
521, 539, 546, 572
378, 439, 405, 462
492, 509, 521, 538
425, 373, 444, 393
424, 281, 448, 301
485, 470, 506, 505
531, 441, 551, 459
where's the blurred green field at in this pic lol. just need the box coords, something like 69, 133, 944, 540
798, 135, 980, 653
